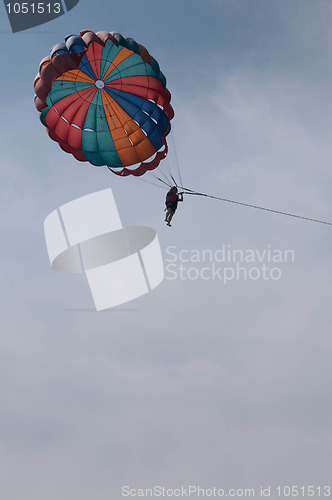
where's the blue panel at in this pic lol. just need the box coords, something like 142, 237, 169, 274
109, 32, 125, 46
104, 87, 169, 133
51, 43, 68, 58
79, 54, 97, 81
65, 35, 86, 53
103, 87, 169, 151
123, 36, 140, 55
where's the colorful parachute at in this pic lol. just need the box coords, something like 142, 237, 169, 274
34, 29, 174, 176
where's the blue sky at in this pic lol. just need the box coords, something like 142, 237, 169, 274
1, 1, 332, 498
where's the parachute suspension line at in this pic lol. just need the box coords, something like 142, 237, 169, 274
152, 143, 178, 188
148, 164, 172, 187
170, 175, 178, 187
134, 175, 168, 190
133, 120, 174, 187
163, 137, 175, 186
155, 161, 173, 186
156, 176, 172, 188
179, 187, 332, 226
169, 133, 183, 189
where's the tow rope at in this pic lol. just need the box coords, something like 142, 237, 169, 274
179, 187, 332, 226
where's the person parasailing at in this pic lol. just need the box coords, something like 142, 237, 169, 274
165, 186, 183, 226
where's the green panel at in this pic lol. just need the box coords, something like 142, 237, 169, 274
115, 53, 147, 72
94, 92, 106, 131
81, 147, 122, 167
110, 32, 125, 46
52, 81, 92, 91
95, 102, 122, 166
81, 129, 99, 153
100, 40, 123, 80
159, 72, 167, 89
81, 149, 105, 166
124, 37, 140, 55
104, 60, 157, 83
40, 107, 49, 126
115, 62, 154, 79
81, 90, 122, 167
96, 130, 114, 151
149, 56, 160, 77
100, 150, 123, 167
81, 91, 99, 131
46, 82, 92, 106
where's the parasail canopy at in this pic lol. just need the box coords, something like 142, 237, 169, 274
34, 29, 174, 176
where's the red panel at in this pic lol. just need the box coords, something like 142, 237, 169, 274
34, 63, 61, 102
54, 87, 96, 127
35, 96, 46, 112
34, 53, 83, 108
38, 55, 51, 73
81, 30, 103, 47
54, 117, 71, 143
50, 93, 81, 116
96, 31, 118, 46
75, 85, 97, 103
44, 87, 96, 131
71, 93, 94, 128
67, 125, 83, 150
86, 42, 103, 80
138, 44, 151, 64
64, 95, 93, 128
52, 53, 83, 75
105, 76, 174, 119
44, 106, 61, 130
60, 141, 86, 161
48, 127, 86, 161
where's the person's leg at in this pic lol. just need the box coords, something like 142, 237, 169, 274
165, 204, 171, 221
167, 211, 174, 226
165, 207, 171, 222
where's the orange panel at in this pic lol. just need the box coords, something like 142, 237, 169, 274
101, 91, 122, 130
100, 88, 156, 166
134, 139, 156, 161
102, 47, 133, 81
129, 129, 146, 146
111, 128, 127, 140
57, 69, 95, 85
117, 148, 140, 166
122, 119, 140, 135
114, 137, 132, 150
